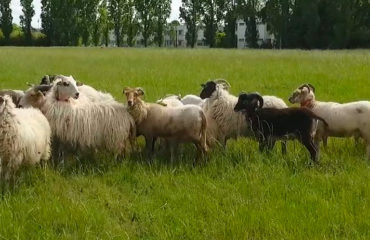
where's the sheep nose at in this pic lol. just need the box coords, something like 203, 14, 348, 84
128, 100, 133, 106
19, 105, 23, 108
75, 92, 80, 99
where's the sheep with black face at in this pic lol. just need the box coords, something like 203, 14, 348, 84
200, 79, 288, 148
234, 92, 328, 163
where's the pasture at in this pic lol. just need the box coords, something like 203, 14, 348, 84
0, 47, 369, 239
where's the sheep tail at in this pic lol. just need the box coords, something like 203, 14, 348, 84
200, 111, 208, 152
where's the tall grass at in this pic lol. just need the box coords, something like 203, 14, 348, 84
0, 48, 369, 239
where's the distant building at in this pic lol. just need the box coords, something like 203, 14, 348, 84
109, 19, 273, 48
235, 19, 274, 48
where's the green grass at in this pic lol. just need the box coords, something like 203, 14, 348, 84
0, 47, 369, 239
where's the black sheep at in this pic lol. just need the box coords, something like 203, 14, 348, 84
234, 92, 328, 162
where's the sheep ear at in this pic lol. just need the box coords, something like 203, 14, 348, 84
136, 88, 145, 96
157, 101, 167, 107
76, 81, 83, 87
308, 84, 315, 93
37, 90, 44, 96
123, 87, 131, 94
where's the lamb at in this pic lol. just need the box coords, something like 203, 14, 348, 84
200, 79, 288, 147
234, 93, 328, 162
0, 90, 24, 107
123, 87, 208, 163
0, 95, 51, 189
37, 76, 136, 160
181, 95, 205, 107
289, 83, 370, 158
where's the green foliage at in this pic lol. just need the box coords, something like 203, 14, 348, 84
261, 0, 370, 49
0, 0, 13, 41
98, 0, 112, 47
134, 0, 156, 47
215, 31, 227, 47
153, 0, 171, 47
180, 0, 202, 48
167, 20, 180, 47
200, 0, 225, 48
223, 0, 238, 48
0, 48, 370, 239
109, 0, 126, 47
20, 0, 35, 45
124, 0, 139, 47
78, 0, 100, 46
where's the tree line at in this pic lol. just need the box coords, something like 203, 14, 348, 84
0, 0, 369, 48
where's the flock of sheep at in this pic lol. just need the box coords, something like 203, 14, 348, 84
1, 75, 370, 188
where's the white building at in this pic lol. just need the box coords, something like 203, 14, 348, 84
109, 19, 273, 48
235, 19, 274, 48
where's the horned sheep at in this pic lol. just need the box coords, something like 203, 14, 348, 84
234, 93, 328, 162
0, 95, 51, 188
289, 83, 370, 158
200, 79, 288, 147
124, 87, 208, 163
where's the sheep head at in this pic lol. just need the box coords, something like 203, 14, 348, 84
123, 87, 145, 107
54, 76, 80, 102
200, 79, 231, 99
200, 81, 217, 99
214, 79, 231, 90
0, 95, 15, 113
19, 85, 51, 109
234, 92, 264, 114
289, 83, 316, 104
0, 96, 4, 110
40, 75, 58, 85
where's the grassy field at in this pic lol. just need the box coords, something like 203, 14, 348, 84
0, 47, 369, 239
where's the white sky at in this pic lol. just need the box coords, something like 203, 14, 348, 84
10, 0, 181, 28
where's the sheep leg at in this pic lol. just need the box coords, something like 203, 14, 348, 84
144, 136, 156, 161
302, 136, 319, 163
258, 140, 267, 152
170, 142, 179, 165
281, 140, 287, 155
0, 164, 5, 195
267, 137, 276, 152
366, 143, 370, 160
323, 136, 328, 148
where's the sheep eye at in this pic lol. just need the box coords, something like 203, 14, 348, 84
63, 82, 69, 86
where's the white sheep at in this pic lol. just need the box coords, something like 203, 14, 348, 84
200, 79, 288, 148
289, 83, 370, 157
124, 87, 208, 163
0, 95, 51, 188
156, 94, 183, 107
36, 76, 136, 160
0, 90, 24, 107
181, 95, 205, 107
19, 75, 115, 108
